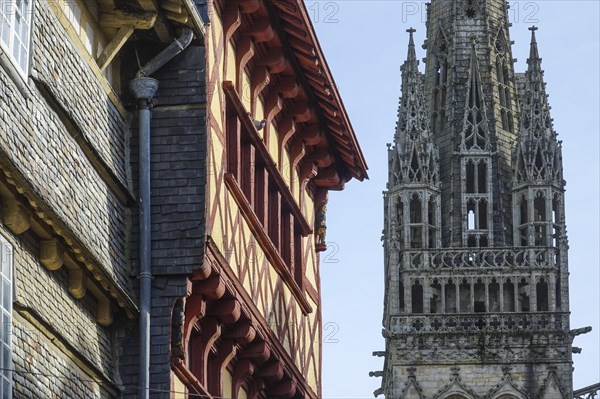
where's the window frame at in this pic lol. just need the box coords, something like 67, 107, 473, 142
0, 0, 34, 78
0, 235, 13, 399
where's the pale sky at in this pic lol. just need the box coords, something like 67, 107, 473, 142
311, 1, 600, 397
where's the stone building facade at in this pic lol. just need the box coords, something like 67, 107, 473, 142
378, 1, 578, 398
0, 0, 366, 398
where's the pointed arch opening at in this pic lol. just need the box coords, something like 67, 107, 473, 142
411, 281, 424, 314
536, 278, 549, 311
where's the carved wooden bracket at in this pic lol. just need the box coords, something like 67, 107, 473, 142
195, 274, 226, 300
224, 5, 242, 40
299, 160, 318, 183
265, 92, 283, 123
244, 17, 274, 43
278, 115, 296, 163
68, 268, 87, 299
224, 320, 257, 344
2, 200, 31, 235
313, 166, 342, 188
209, 298, 242, 325
308, 148, 333, 168
251, 66, 271, 111
200, 318, 222, 383
256, 361, 284, 383
184, 292, 207, 344
276, 77, 299, 99
300, 124, 324, 146
233, 359, 256, 399
290, 139, 306, 171
236, 37, 256, 89
240, 341, 271, 365
191, 263, 212, 281
289, 100, 312, 123
237, 0, 260, 14
268, 379, 297, 398
95, 291, 112, 327
40, 239, 65, 271
258, 48, 288, 74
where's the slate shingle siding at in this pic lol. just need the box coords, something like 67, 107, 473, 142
1, 226, 117, 398
122, 44, 207, 398
0, 1, 133, 298
0, 2, 140, 398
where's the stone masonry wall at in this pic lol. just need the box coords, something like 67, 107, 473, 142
391, 362, 573, 398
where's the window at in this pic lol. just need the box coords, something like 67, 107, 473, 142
58, 0, 119, 89
0, 0, 33, 75
0, 236, 12, 398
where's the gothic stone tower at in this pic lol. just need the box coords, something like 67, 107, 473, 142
379, 1, 574, 398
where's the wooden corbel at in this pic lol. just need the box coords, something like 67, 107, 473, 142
40, 239, 65, 271
190, 262, 212, 281
218, 340, 239, 386
224, 3, 242, 40
248, 380, 266, 399
233, 359, 255, 399
300, 124, 324, 146
68, 268, 87, 299
299, 160, 318, 182
195, 274, 226, 300
223, 320, 256, 344
184, 292, 207, 343
237, 0, 260, 14
289, 100, 313, 123
236, 37, 255, 89
240, 341, 271, 365
277, 115, 296, 165
165, 10, 190, 25
2, 200, 30, 235
268, 379, 297, 398
256, 360, 284, 383
200, 318, 222, 383
251, 66, 271, 107
275, 77, 299, 99
313, 166, 342, 188
244, 17, 274, 43
258, 48, 288, 74
209, 298, 242, 325
265, 91, 283, 123
96, 296, 112, 327
308, 148, 333, 168
86, 282, 113, 327
290, 139, 306, 171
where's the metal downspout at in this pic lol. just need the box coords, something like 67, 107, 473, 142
128, 27, 194, 399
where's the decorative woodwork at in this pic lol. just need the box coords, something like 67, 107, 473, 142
224, 173, 312, 314
40, 239, 65, 271
223, 81, 312, 236
68, 268, 87, 299
2, 200, 31, 235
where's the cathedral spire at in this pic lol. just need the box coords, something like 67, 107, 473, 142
390, 29, 439, 187
395, 28, 430, 145
513, 27, 562, 185
461, 42, 491, 151
520, 26, 555, 141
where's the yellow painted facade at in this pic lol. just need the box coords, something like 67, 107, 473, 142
205, 0, 322, 394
